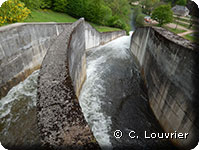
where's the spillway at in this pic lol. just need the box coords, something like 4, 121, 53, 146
0, 70, 41, 149
79, 33, 175, 149
0, 19, 197, 150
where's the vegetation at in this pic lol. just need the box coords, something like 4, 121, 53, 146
24, 10, 76, 23
140, 0, 160, 15
20, 0, 41, 9
152, 4, 173, 26
174, 16, 198, 24
183, 32, 199, 43
164, 25, 186, 34
0, 0, 31, 26
90, 23, 121, 32
53, 0, 68, 12
132, 6, 146, 27
173, 19, 198, 30
0, 0, 131, 33
24, 10, 120, 32
176, 0, 187, 6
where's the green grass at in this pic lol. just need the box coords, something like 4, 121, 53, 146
90, 22, 121, 32
164, 26, 186, 34
174, 16, 198, 24
173, 20, 198, 30
183, 32, 199, 43
24, 9, 77, 23
24, 9, 121, 32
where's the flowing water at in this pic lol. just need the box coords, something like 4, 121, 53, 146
0, 70, 41, 149
79, 33, 175, 150
0, 33, 176, 150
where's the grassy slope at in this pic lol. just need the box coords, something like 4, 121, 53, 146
163, 25, 186, 34
183, 32, 199, 43
24, 10, 121, 32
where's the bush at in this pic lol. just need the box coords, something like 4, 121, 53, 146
0, 0, 31, 26
86, 0, 112, 25
40, 0, 53, 9
53, 0, 68, 12
136, 14, 145, 27
20, 0, 41, 10
132, 6, 145, 28
107, 15, 129, 33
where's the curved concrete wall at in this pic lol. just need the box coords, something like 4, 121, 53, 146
37, 19, 100, 149
0, 22, 71, 98
130, 26, 198, 149
37, 18, 125, 148
85, 22, 126, 49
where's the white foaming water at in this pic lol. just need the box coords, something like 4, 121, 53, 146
79, 32, 133, 149
0, 70, 39, 119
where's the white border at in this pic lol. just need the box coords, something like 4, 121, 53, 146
0, 0, 199, 150
0, 0, 6, 7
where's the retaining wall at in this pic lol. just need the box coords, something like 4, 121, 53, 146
0, 22, 71, 98
130, 26, 198, 149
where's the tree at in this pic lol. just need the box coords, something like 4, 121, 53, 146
176, 0, 187, 6
40, 0, 53, 9
132, 6, 145, 28
103, 0, 131, 31
53, 0, 68, 12
140, 0, 160, 15
20, 0, 41, 9
85, 0, 112, 25
151, 4, 173, 26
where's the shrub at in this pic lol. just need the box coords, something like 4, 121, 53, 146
0, 0, 31, 26
40, 0, 53, 9
135, 14, 145, 27
85, 0, 112, 25
20, 0, 41, 10
53, 0, 68, 12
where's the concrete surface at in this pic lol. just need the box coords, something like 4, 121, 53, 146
130, 26, 198, 149
0, 22, 72, 99
36, 18, 126, 149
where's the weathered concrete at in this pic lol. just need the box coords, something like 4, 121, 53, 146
85, 22, 126, 49
130, 26, 198, 149
37, 19, 100, 149
0, 22, 72, 99
36, 18, 126, 149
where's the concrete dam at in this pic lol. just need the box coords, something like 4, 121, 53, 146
0, 19, 198, 150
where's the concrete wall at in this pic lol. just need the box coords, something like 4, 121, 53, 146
37, 18, 125, 148
0, 22, 71, 98
130, 26, 198, 149
36, 19, 100, 149
85, 22, 126, 49
68, 20, 86, 97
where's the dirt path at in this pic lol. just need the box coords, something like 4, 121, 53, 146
166, 22, 196, 37
166, 23, 187, 30
174, 19, 198, 28
178, 30, 194, 36
173, 15, 198, 22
